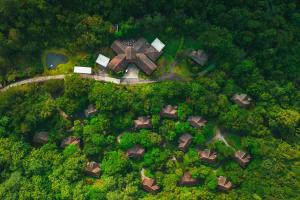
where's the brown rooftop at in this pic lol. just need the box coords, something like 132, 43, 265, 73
232, 94, 252, 108
142, 177, 160, 193
108, 38, 162, 75
188, 116, 207, 128
85, 161, 100, 177
33, 131, 49, 144
199, 149, 217, 163
160, 105, 178, 119
126, 145, 145, 158
60, 136, 80, 148
218, 176, 232, 191
178, 133, 192, 152
179, 172, 199, 186
85, 104, 97, 117
189, 50, 208, 66
234, 150, 251, 168
134, 116, 152, 130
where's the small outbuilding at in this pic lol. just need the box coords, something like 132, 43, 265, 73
178, 133, 193, 152
60, 136, 80, 148
232, 93, 252, 108
218, 176, 232, 191
134, 116, 152, 130
85, 104, 97, 117
160, 105, 178, 119
74, 66, 92, 74
126, 145, 145, 158
33, 131, 49, 144
85, 161, 101, 177
234, 150, 251, 168
179, 172, 199, 186
142, 177, 160, 193
199, 149, 217, 163
188, 50, 208, 66
96, 54, 110, 68
188, 116, 207, 128
151, 38, 165, 52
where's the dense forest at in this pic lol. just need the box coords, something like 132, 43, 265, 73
0, 0, 299, 200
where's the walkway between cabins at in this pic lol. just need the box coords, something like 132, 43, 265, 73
0, 74, 157, 92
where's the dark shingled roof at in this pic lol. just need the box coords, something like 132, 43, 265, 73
189, 50, 208, 66
179, 172, 199, 186
234, 150, 251, 168
160, 105, 178, 119
178, 133, 192, 152
232, 93, 252, 108
85, 161, 100, 177
60, 136, 80, 148
142, 177, 160, 193
188, 116, 207, 128
108, 38, 163, 75
84, 104, 97, 117
199, 149, 217, 163
33, 131, 49, 144
218, 176, 232, 191
134, 116, 152, 129
126, 145, 145, 158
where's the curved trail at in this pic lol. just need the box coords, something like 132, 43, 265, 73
0, 74, 157, 92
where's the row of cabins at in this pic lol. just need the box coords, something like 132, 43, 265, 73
33, 103, 251, 193
129, 105, 251, 193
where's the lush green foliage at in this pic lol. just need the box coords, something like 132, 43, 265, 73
0, 0, 299, 199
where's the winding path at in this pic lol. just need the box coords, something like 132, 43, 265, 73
0, 73, 159, 92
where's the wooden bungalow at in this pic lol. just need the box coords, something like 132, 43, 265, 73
218, 176, 232, 191
188, 116, 207, 128
84, 104, 97, 117
142, 177, 160, 193
178, 133, 192, 152
199, 149, 217, 163
188, 50, 208, 66
160, 105, 178, 119
33, 131, 49, 144
60, 136, 80, 148
126, 145, 145, 158
134, 116, 152, 130
232, 93, 252, 108
234, 150, 251, 168
85, 161, 100, 177
179, 172, 199, 186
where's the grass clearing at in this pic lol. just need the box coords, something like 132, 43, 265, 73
42, 48, 87, 75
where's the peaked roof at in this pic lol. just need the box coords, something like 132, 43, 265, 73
108, 38, 164, 75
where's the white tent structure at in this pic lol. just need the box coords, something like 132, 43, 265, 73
151, 38, 165, 52
74, 66, 92, 74
96, 54, 110, 68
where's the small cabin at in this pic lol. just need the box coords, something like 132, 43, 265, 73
218, 176, 232, 191
85, 104, 97, 117
126, 145, 145, 158
179, 172, 199, 186
199, 149, 217, 163
188, 50, 208, 66
142, 177, 160, 193
232, 93, 252, 108
60, 136, 80, 148
33, 131, 49, 144
234, 150, 251, 168
134, 116, 152, 130
160, 105, 178, 119
178, 134, 192, 152
188, 116, 207, 128
85, 161, 100, 177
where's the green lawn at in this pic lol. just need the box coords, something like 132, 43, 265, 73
42, 48, 86, 75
